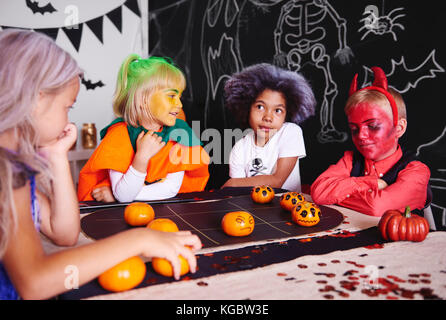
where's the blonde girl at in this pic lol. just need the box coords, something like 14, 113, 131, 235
77, 55, 209, 203
0, 29, 201, 300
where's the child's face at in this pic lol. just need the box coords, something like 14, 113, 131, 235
147, 87, 183, 127
33, 77, 79, 147
248, 89, 287, 146
347, 102, 399, 161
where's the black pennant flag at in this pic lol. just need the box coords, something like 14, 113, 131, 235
86, 16, 104, 44
34, 28, 59, 41
124, 0, 141, 17
106, 6, 122, 33
61, 23, 83, 51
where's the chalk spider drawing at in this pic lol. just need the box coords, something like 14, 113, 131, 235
359, 5, 405, 41
273, 0, 354, 143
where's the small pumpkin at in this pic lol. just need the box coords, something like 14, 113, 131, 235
152, 255, 190, 278
251, 185, 275, 204
378, 206, 429, 242
222, 211, 255, 237
147, 218, 179, 232
98, 256, 146, 292
292, 201, 321, 227
124, 202, 155, 226
280, 192, 305, 211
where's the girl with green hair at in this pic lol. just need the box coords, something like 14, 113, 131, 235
78, 54, 210, 202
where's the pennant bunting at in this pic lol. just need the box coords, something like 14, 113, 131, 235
124, 0, 141, 17
86, 16, 104, 44
1, 0, 140, 52
106, 6, 122, 33
34, 28, 59, 41
61, 23, 84, 51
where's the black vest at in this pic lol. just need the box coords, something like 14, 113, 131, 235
350, 149, 432, 212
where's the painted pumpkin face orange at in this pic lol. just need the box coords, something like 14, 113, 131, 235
280, 192, 305, 211
222, 211, 255, 236
292, 201, 321, 227
251, 185, 275, 203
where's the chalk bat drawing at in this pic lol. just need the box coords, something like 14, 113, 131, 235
272, 0, 354, 143
416, 126, 446, 230
81, 78, 105, 90
25, 0, 57, 15
361, 50, 445, 93
201, 0, 244, 130
358, 4, 405, 41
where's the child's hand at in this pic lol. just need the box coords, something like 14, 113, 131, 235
132, 131, 166, 172
377, 179, 388, 190
38, 122, 77, 160
142, 230, 202, 280
92, 185, 116, 202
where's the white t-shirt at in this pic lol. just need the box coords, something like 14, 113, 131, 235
228, 122, 306, 191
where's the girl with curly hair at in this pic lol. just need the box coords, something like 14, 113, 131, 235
222, 63, 316, 191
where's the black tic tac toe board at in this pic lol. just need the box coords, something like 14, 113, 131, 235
81, 195, 344, 249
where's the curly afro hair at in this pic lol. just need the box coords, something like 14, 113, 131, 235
224, 63, 316, 129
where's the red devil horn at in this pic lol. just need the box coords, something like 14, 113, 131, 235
349, 73, 358, 96
371, 66, 388, 90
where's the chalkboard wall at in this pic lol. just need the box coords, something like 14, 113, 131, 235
148, 0, 445, 228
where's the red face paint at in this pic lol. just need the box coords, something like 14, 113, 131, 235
347, 103, 398, 161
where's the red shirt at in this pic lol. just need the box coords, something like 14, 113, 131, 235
310, 146, 430, 217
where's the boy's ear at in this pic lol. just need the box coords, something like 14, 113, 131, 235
395, 118, 407, 138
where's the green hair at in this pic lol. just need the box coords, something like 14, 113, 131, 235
112, 54, 186, 127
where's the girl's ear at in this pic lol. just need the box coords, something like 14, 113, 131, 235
395, 118, 407, 138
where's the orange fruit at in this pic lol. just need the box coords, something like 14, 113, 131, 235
152, 255, 190, 277
147, 218, 179, 232
222, 211, 255, 237
279, 192, 305, 211
124, 202, 155, 226
251, 185, 275, 203
98, 256, 146, 292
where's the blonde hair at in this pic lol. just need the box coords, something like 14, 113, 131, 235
344, 88, 406, 120
0, 29, 83, 257
112, 54, 186, 127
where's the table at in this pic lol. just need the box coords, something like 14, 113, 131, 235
41, 192, 446, 300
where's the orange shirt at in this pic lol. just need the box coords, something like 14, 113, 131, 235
310, 146, 430, 216
77, 122, 210, 201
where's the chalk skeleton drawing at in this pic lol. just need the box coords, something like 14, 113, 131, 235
359, 5, 405, 41
272, 0, 354, 143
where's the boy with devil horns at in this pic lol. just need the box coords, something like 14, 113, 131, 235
311, 67, 432, 218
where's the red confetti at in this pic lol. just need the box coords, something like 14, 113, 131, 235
318, 263, 327, 267
299, 238, 312, 243
146, 278, 157, 284
329, 230, 357, 238
277, 273, 287, 277
364, 243, 385, 249
298, 264, 308, 269
331, 260, 340, 264
197, 281, 208, 286
346, 261, 365, 268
